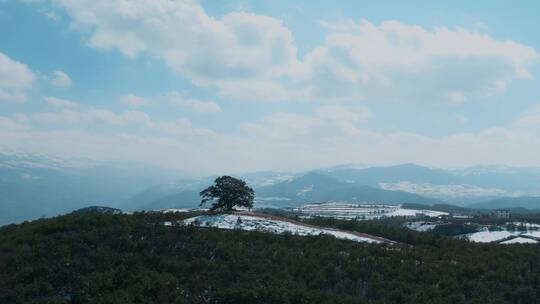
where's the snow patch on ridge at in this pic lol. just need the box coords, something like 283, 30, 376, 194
181, 213, 385, 244
500, 237, 538, 244
386, 208, 447, 218
405, 221, 439, 232
467, 230, 518, 243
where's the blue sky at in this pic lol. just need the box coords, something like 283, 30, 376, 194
1, 0, 540, 174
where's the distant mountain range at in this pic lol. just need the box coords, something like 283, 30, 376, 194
117, 163, 540, 212
468, 196, 540, 211
322, 163, 459, 186
0, 152, 184, 225
2, 152, 540, 225
255, 172, 440, 207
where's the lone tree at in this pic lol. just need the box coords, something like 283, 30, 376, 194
200, 176, 254, 211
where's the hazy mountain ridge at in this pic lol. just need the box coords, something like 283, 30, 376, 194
379, 181, 507, 201
468, 196, 540, 210
3, 152, 540, 225
0, 153, 184, 225
323, 163, 540, 203
255, 172, 440, 207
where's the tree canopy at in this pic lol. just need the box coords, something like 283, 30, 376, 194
2, 211, 540, 303
200, 176, 254, 211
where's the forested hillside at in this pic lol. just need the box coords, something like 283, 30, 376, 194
1, 212, 539, 303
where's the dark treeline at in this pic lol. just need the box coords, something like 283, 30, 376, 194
1, 212, 540, 303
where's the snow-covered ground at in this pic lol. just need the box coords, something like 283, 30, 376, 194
393, 219, 540, 244
405, 221, 439, 232
291, 203, 448, 220
467, 230, 518, 243
465, 227, 540, 244
180, 213, 387, 244
162, 208, 192, 213
404, 219, 540, 245
508, 222, 540, 229
386, 208, 447, 218
500, 237, 538, 244
523, 231, 540, 238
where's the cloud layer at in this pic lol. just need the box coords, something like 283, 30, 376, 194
3, 103, 540, 172
2, 1, 539, 174
53, 0, 537, 103
304, 19, 538, 103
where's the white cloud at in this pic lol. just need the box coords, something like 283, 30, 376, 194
44, 11, 61, 21
120, 94, 151, 106
55, 0, 299, 100
0, 116, 28, 130
167, 91, 221, 113
455, 114, 467, 124
242, 106, 371, 139
229, 104, 540, 171
316, 105, 371, 122
175, 99, 222, 113
50, 70, 72, 88
27, 107, 216, 137
302, 19, 538, 103
241, 112, 320, 139
316, 105, 371, 135
45, 96, 78, 108
120, 91, 222, 112
51, 1, 538, 103
3, 105, 540, 172
0, 52, 36, 102
4, 2, 540, 173
214, 79, 309, 102
516, 105, 540, 129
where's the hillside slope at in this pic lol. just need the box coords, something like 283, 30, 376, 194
1, 212, 539, 303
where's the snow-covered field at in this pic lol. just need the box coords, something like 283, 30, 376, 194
387, 208, 447, 218
523, 231, 540, 238
179, 213, 388, 244
162, 208, 193, 213
291, 203, 448, 220
405, 221, 440, 232
465, 228, 540, 244
500, 237, 538, 244
405, 220, 540, 245
467, 230, 518, 243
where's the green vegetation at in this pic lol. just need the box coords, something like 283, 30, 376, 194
1, 211, 540, 303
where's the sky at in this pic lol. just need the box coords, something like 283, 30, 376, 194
1, 0, 540, 174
